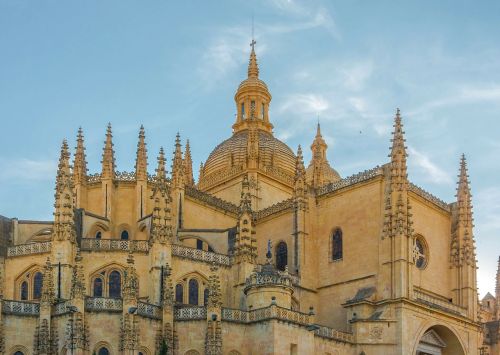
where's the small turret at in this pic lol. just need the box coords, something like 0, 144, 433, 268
306, 123, 340, 188
101, 123, 115, 180
150, 147, 173, 244
184, 139, 194, 186
135, 125, 148, 181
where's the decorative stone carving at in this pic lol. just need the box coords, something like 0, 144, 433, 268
41, 258, 55, 307
33, 318, 58, 355
120, 313, 139, 351
162, 263, 175, 308
70, 249, 86, 299
66, 312, 89, 351
205, 320, 222, 355
185, 185, 239, 215
123, 252, 139, 301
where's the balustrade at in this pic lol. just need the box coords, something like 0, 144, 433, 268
2, 300, 40, 316
85, 297, 123, 312
172, 244, 231, 266
7, 241, 52, 257
81, 238, 149, 252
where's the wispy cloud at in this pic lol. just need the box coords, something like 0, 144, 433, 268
0, 158, 57, 182
408, 147, 453, 185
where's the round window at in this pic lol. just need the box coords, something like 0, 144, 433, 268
414, 236, 428, 269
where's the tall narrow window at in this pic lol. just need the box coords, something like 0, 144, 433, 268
261, 103, 265, 119
332, 228, 343, 261
21, 281, 28, 300
188, 279, 199, 305
175, 284, 183, 303
33, 272, 43, 300
95, 231, 102, 239
196, 239, 203, 250
250, 100, 256, 118
415, 236, 428, 269
276, 242, 288, 271
241, 102, 245, 119
204, 288, 209, 306
93, 277, 103, 297
120, 230, 129, 240
108, 271, 121, 298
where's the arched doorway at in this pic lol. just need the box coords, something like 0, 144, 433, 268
416, 325, 465, 355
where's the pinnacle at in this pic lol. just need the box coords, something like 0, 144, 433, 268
156, 147, 167, 179
248, 45, 259, 79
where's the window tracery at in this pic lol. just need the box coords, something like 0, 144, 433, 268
15, 266, 43, 301
414, 235, 429, 269
90, 267, 125, 298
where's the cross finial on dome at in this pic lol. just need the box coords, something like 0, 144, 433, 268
248, 40, 259, 78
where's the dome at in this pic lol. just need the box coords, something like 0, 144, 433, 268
200, 131, 296, 188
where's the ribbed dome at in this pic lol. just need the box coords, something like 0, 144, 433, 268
201, 131, 296, 186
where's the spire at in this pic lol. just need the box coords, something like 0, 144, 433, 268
150, 148, 173, 244
135, 125, 148, 181
101, 123, 115, 179
248, 40, 259, 79
73, 127, 87, 185
183, 139, 194, 186
171, 133, 185, 187
390, 108, 408, 190
53, 140, 76, 243
456, 154, 476, 266
294, 145, 306, 198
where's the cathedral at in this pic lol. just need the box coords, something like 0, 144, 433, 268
0, 43, 496, 355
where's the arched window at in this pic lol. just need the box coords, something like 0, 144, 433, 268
98, 348, 110, 355
20, 281, 28, 300
108, 271, 121, 298
120, 230, 129, 240
175, 284, 183, 303
93, 277, 103, 297
14, 352, 25, 355
196, 239, 203, 250
275, 242, 288, 271
332, 228, 343, 261
415, 236, 428, 269
188, 279, 199, 305
204, 288, 209, 306
95, 231, 102, 239
33, 272, 43, 300
241, 102, 245, 119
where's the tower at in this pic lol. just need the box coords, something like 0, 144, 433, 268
380, 109, 414, 300
450, 154, 478, 319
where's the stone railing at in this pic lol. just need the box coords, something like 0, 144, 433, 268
85, 297, 123, 312
314, 325, 354, 343
172, 244, 231, 266
7, 241, 52, 257
222, 305, 311, 326
115, 171, 136, 182
137, 301, 162, 320
81, 238, 149, 253
245, 268, 293, 292
317, 166, 383, 197
87, 173, 102, 184
2, 300, 40, 316
174, 305, 207, 321
254, 198, 294, 221
409, 183, 450, 211
53, 300, 72, 316
413, 288, 467, 317
185, 186, 239, 215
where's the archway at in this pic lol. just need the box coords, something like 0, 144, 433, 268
415, 325, 465, 355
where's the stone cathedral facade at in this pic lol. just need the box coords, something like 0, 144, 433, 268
0, 45, 492, 355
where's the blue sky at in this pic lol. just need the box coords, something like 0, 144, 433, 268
0, 0, 499, 297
